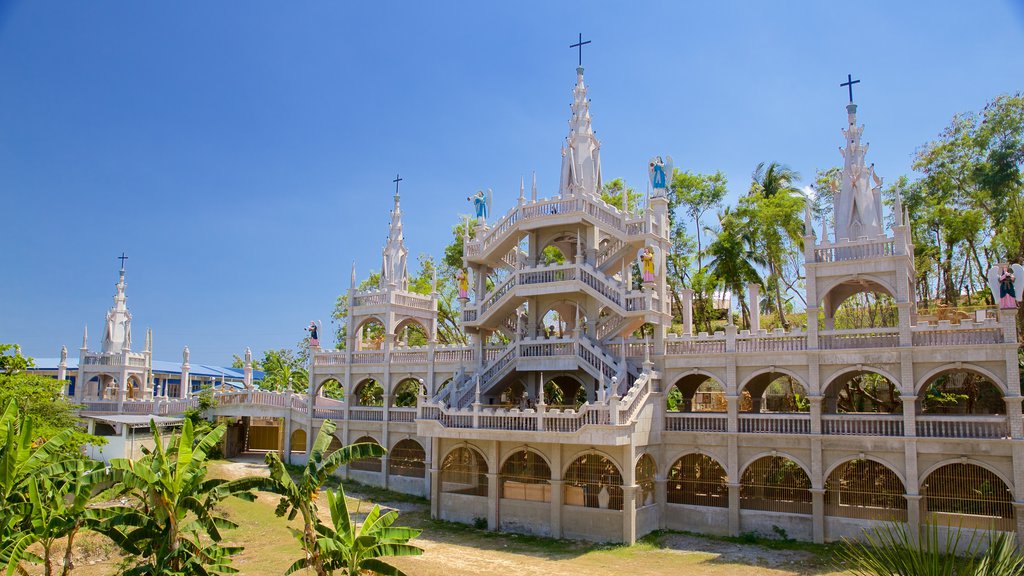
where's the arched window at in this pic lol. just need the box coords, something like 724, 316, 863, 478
289, 429, 307, 454
319, 378, 344, 400
635, 454, 657, 508
919, 369, 1005, 415
499, 450, 551, 502
825, 459, 906, 521
667, 454, 728, 508
440, 446, 488, 496
824, 370, 901, 414
392, 379, 421, 407
740, 373, 810, 413
348, 436, 383, 473
922, 463, 1014, 531
740, 456, 811, 514
388, 439, 426, 478
564, 454, 623, 510
353, 379, 384, 407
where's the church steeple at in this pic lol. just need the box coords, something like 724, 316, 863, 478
834, 77, 884, 241
101, 259, 133, 353
381, 175, 409, 290
559, 64, 603, 197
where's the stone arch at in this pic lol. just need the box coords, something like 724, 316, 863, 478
563, 451, 624, 510
918, 458, 1015, 496
537, 229, 581, 263
126, 375, 143, 399
539, 299, 587, 338
354, 316, 386, 351
635, 453, 657, 508
818, 274, 898, 310
289, 429, 307, 454
738, 368, 810, 413
824, 458, 907, 521
392, 378, 422, 407
315, 377, 344, 400
916, 365, 1006, 414
348, 435, 383, 473
498, 379, 528, 406
352, 378, 384, 406
668, 371, 727, 413
739, 454, 813, 514
499, 447, 552, 502
667, 452, 729, 508
822, 367, 902, 414
920, 460, 1015, 531
544, 373, 588, 407
440, 444, 489, 496
388, 438, 426, 478
394, 317, 429, 346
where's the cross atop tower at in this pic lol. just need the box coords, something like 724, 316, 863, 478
117, 252, 128, 272
392, 173, 403, 196
569, 33, 591, 67
840, 73, 861, 103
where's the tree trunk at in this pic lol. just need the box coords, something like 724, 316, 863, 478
60, 526, 79, 576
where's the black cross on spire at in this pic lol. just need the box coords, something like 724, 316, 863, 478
840, 73, 861, 103
393, 173, 403, 196
569, 33, 591, 67
117, 252, 128, 272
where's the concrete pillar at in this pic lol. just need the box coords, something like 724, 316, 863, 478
430, 437, 441, 519
902, 397, 917, 437
747, 283, 760, 332
806, 306, 819, 350
282, 416, 292, 465
811, 488, 825, 543
549, 444, 563, 538
622, 485, 637, 544
727, 484, 741, 536
726, 396, 739, 433
809, 396, 823, 434
679, 288, 694, 336
1006, 397, 1023, 439
905, 494, 922, 546
487, 441, 500, 531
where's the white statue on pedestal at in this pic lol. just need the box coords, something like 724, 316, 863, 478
648, 156, 673, 198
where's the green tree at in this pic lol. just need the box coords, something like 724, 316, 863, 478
103, 419, 264, 576
258, 349, 309, 393
288, 486, 422, 576
704, 208, 765, 329
671, 170, 728, 271
600, 178, 643, 212
260, 420, 386, 576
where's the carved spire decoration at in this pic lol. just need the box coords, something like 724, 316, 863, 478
834, 91, 884, 241
102, 261, 133, 354
558, 64, 603, 197
380, 180, 409, 290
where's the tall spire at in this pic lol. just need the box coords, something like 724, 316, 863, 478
834, 87, 884, 241
102, 260, 133, 353
558, 64, 603, 197
380, 178, 409, 289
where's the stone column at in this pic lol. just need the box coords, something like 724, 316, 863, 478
549, 479, 563, 537
1006, 397, 1023, 439
430, 437, 441, 519
811, 488, 825, 543
726, 395, 739, 433
747, 283, 760, 332
809, 396, 823, 434
487, 441, 500, 531
902, 397, 917, 437
727, 483, 741, 536
622, 485, 637, 544
655, 478, 668, 530
905, 494, 922, 546
679, 288, 694, 336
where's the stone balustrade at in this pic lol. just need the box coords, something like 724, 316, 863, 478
813, 235, 898, 263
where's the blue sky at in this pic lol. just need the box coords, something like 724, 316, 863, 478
2, 1, 1022, 364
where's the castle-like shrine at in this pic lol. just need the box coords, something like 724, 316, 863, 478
57, 56, 1024, 546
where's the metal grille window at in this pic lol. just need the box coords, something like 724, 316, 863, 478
825, 459, 907, 521
348, 436, 383, 473
499, 450, 552, 502
440, 446, 489, 496
388, 439, 426, 478
564, 454, 623, 510
740, 456, 812, 514
923, 463, 1014, 531
635, 454, 657, 508
668, 454, 728, 508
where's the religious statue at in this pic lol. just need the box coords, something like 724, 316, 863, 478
60, 345, 67, 364
988, 264, 1024, 309
467, 189, 492, 221
636, 245, 662, 284
183, 346, 190, 365
306, 320, 321, 347
456, 269, 469, 300
647, 156, 673, 198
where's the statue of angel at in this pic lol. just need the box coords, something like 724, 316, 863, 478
988, 264, 1024, 309
648, 156, 673, 197
468, 189, 492, 221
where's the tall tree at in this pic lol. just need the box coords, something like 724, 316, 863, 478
704, 208, 765, 328
671, 170, 728, 271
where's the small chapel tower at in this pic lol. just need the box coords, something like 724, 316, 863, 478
834, 102, 884, 242
559, 65, 603, 197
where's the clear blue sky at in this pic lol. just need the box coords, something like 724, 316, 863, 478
2, 1, 1022, 364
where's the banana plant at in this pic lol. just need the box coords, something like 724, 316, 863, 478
261, 419, 386, 576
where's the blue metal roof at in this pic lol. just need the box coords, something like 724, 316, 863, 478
30, 358, 264, 381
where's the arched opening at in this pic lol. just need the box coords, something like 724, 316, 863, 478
394, 318, 429, 347
434, 377, 453, 400
922, 463, 1014, 531
323, 435, 344, 458
918, 369, 1005, 415
740, 456, 812, 514
668, 374, 726, 413
355, 317, 386, 351
822, 280, 898, 330
392, 378, 421, 407
440, 446, 489, 496
564, 453, 623, 510
668, 454, 728, 508
823, 370, 901, 413
543, 375, 587, 408
93, 421, 117, 436
317, 378, 344, 400
348, 436, 383, 473
126, 376, 142, 400
825, 459, 907, 521
635, 454, 657, 508
389, 439, 426, 478
289, 429, 307, 454
353, 379, 384, 407
500, 449, 552, 502
540, 232, 578, 264
498, 380, 527, 407
740, 372, 810, 413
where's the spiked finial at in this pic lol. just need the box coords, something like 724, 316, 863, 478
82, 325, 88, 349
350, 261, 357, 288
519, 176, 525, 204
531, 171, 537, 202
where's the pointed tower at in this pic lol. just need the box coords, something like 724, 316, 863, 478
834, 102, 884, 241
381, 188, 409, 290
559, 66, 603, 197
102, 264, 133, 353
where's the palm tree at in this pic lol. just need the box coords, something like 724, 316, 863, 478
286, 486, 422, 576
704, 208, 765, 329
260, 419, 386, 576
746, 162, 806, 329
103, 419, 264, 576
